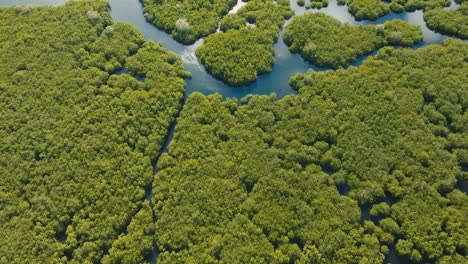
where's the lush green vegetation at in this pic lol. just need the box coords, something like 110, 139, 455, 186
424, 2, 468, 39
2, 0, 468, 263
290, 39, 468, 262
219, 13, 247, 32
381, 19, 424, 46
283, 13, 422, 68
389, 0, 449, 11
306, 0, 329, 9
196, 27, 276, 86
339, 0, 450, 20
153, 93, 386, 263
347, 0, 390, 20
0, 1, 188, 262
141, 0, 236, 44
195, 0, 293, 86
283, 13, 382, 68
154, 38, 467, 263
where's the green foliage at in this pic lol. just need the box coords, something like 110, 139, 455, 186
196, 0, 293, 86
424, 2, 468, 39
290, 39, 468, 262
305, 0, 329, 9
101, 201, 155, 264
343, 0, 450, 20
283, 13, 422, 68
283, 13, 383, 68
150, 39, 467, 264
79, 22, 144, 72
141, 0, 237, 44
396, 239, 414, 255
390, 0, 449, 11
220, 215, 274, 263
153, 93, 385, 263
0, 1, 187, 262
370, 202, 391, 217
389, 2, 404, 12
126, 42, 191, 80
391, 185, 467, 261
1, 1, 467, 264
237, 0, 293, 30
220, 13, 247, 32
382, 19, 423, 46
347, 0, 390, 21
196, 28, 275, 86
379, 218, 400, 235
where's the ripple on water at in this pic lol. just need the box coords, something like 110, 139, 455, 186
181, 51, 199, 65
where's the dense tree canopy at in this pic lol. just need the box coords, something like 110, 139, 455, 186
219, 13, 247, 32
153, 93, 386, 263
338, 0, 450, 20
381, 19, 423, 46
389, 0, 449, 11
283, 13, 422, 68
195, 0, 293, 86
154, 39, 467, 263
141, 0, 237, 44
196, 27, 276, 86
424, 2, 468, 39
1, 0, 467, 263
0, 1, 188, 262
290, 39, 468, 261
347, 0, 390, 20
305, 0, 330, 9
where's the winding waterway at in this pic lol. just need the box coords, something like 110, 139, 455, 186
1, 0, 459, 99
108, 0, 457, 99
0, 1, 462, 263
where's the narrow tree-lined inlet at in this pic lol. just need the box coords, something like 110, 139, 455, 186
0, 0, 466, 263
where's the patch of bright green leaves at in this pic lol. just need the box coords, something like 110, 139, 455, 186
195, 0, 293, 86
283, 13, 422, 68
424, 2, 468, 39
155, 39, 468, 263
340, 0, 450, 21
141, 0, 237, 44
0, 1, 188, 262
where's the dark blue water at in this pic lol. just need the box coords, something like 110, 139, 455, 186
1, 0, 458, 99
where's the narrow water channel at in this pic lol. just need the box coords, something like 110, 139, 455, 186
106, 0, 455, 99
1, 0, 456, 99
145, 105, 181, 263
0, 1, 462, 263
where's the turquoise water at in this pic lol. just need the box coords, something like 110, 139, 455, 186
0, 0, 457, 99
